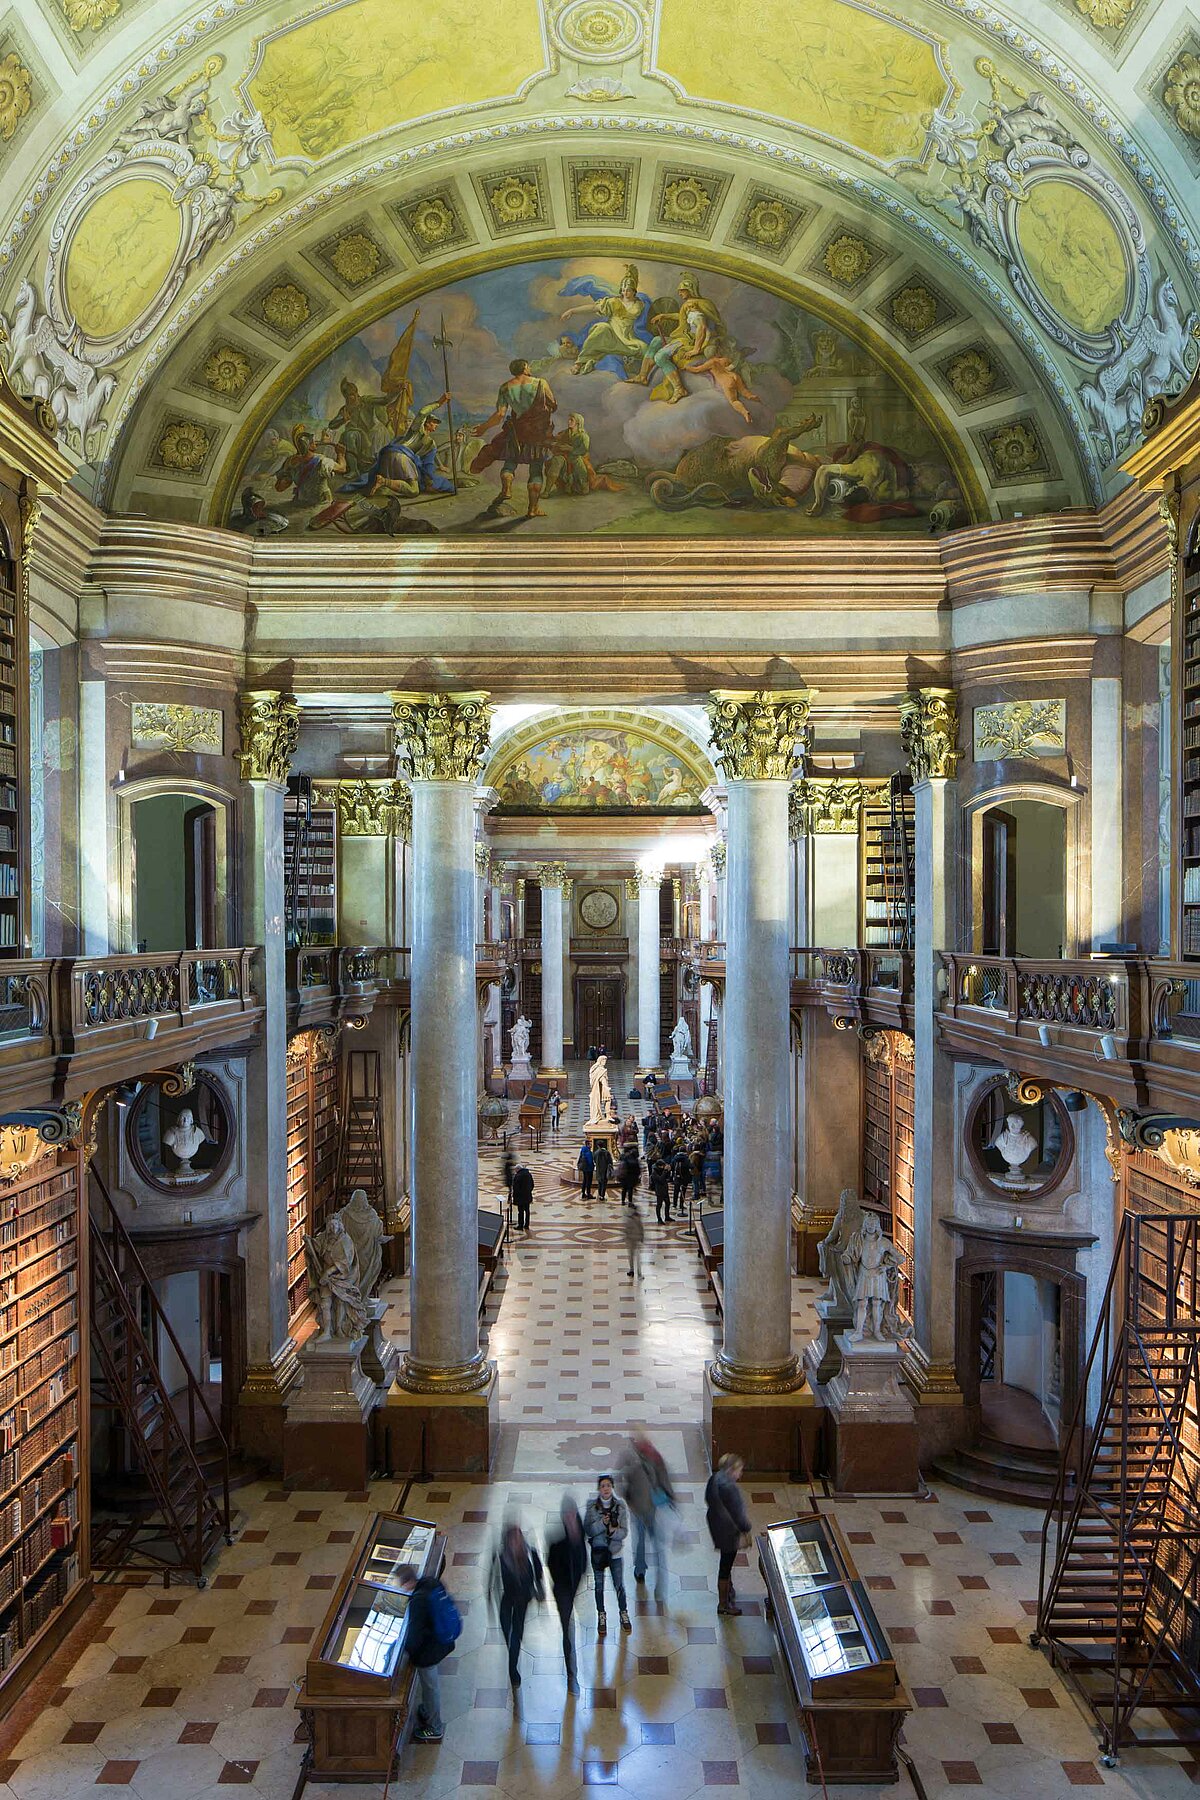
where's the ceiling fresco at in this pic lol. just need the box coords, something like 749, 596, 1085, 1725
485, 706, 716, 810
0, 0, 1196, 530
221, 256, 979, 538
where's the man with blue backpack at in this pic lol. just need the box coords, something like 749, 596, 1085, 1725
396, 1563, 462, 1745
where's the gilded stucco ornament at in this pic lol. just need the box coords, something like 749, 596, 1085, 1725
707, 689, 814, 782
973, 699, 1065, 760
537, 860, 569, 889
237, 689, 298, 785
632, 866, 662, 891
392, 691, 493, 783
822, 233, 873, 286
790, 777, 868, 837
900, 687, 960, 783
332, 779, 410, 837
0, 52, 32, 141
131, 701, 222, 754
708, 841, 726, 876
1163, 51, 1200, 141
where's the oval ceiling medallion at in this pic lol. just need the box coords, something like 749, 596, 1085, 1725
554, 0, 643, 62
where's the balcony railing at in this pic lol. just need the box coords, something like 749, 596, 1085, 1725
285, 944, 381, 1031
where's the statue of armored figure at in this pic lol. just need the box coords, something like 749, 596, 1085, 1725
845, 1212, 903, 1343
304, 1213, 370, 1341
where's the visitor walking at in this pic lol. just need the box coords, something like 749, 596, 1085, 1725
650, 1157, 671, 1225
623, 1199, 645, 1281
619, 1433, 677, 1607
705, 1453, 752, 1616
671, 1144, 691, 1216
512, 1162, 533, 1232
577, 1139, 594, 1199
545, 1496, 587, 1695
549, 1090, 561, 1133
690, 1140, 706, 1207
490, 1522, 544, 1690
584, 1475, 631, 1635
593, 1140, 614, 1202
396, 1563, 462, 1743
618, 1144, 641, 1206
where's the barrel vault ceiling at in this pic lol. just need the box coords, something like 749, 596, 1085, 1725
0, 0, 1199, 528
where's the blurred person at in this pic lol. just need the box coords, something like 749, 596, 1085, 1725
650, 1157, 671, 1225
546, 1495, 587, 1694
512, 1161, 534, 1232
490, 1521, 544, 1690
619, 1433, 677, 1608
623, 1198, 645, 1281
618, 1143, 641, 1207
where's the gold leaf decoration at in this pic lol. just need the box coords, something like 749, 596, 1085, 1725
575, 168, 627, 219
260, 283, 310, 333
661, 175, 713, 227
1164, 50, 1200, 140
157, 419, 212, 472
487, 173, 541, 228
64, 0, 121, 28
0, 52, 33, 142
822, 233, 872, 286
890, 283, 938, 336
945, 347, 998, 402
202, 345, 252, 396
327, 231, 380, 286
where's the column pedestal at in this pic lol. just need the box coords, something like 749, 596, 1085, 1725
284, 1337, 378, 1490
823, 1334, 919, 1495
382, 1367, 499, 1476
704, 1371, 824, 1476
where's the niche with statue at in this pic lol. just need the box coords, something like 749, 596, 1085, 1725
965, 1077, 1074, 1201
126, 1071, 235, 1192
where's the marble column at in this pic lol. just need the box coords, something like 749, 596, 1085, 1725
537, 863, 567, 1088
705, 692, 817, 1467
901, 688, 966, 1454
388, 692, 496, 1470
1090, 657, 1124, 949
635, 867, 663, 1076
79, 662, 109, 954
236, 691, 300, 1466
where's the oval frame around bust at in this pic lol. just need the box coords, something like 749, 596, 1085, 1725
964, 1074, 1075, 1203
125, 1070, 236, 1197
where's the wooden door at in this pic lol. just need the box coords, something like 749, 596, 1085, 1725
576, 975, 620, 1058
982, 809, 1017, 954
184, 804, 217, 948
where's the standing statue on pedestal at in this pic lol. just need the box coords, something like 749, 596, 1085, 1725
846, 1212, 902, 1343
817, 1187, 863, 1314
304, 1214, 370, 1341
670, 1016, 692, 1061
340, 1188, 384, 1299
588, 1052, 612, 1123
510, 1015, 532, 1063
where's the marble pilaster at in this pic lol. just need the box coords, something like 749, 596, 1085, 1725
635, 867, 663, 1077
537, 862, 567, 1088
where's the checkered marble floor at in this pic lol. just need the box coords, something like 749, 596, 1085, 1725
0, 1067, 1193, 1796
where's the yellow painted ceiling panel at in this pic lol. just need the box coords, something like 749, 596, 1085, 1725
655, 0, 954, 167
64, 178, 183, 342
1015, 182, 1129, 337
247, 0, 544, 163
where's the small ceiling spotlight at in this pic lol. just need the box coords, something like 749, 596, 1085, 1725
1096, 1033, 1119, 1061
1063, 1091, 1088, 1113
1037, 1023, 1055, 1047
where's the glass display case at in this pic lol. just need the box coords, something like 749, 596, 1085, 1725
758, 1512, 910, 1783
298, 1511, 443, 1780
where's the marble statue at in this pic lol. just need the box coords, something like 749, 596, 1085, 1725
510, 1015, 532, 1062
846, 1212, 902, 1343
670, 1016, 693, 1061
817, 1186, 863, 1315
303, 1214, 370, 1341
340, 1188, 384, 1299
990, 1112, 1038, 1183
162, 1107, 209, 1176
588, 1052, 612, 1123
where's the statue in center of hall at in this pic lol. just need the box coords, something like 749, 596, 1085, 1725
510, 1014, 532, 1064
304, 1213, 370, 1341
588, 1051, 612, 1123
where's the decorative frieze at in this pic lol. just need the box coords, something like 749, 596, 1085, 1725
973, 699, 1066, 760
237, 689, 298, 785
391, 690, 492, 783
789, 776, 869, 837
707, 689, 814, 781
900, 687, 960, 784
330, 779, 411, 837
132, 701, 223, 755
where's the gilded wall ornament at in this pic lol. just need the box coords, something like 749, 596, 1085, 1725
660, 175, 715, 229
573, 167, 628, 220
707, 689, 814, 781
237, 689, 299, 785
0, 53, 32, 142
973, 699, 1066, 760
890, 284, 938, 336
391, 188, 473, 259
821, 233, 873, 287
327, 230, 380, 286
391, 691, 492, 783
201, 344, 252, 396
64, 0, 121, 28
900, 687, 960, 784
623, 876, 640, 899
1164, 51, 1200, 140
131, 701, 223, 755
332, 779, 411, 837
482, 171, 544, 232
555, 0, 643, 59
155, 417, 212, 472
736, 190, 805, 257
537, 860, 569, 889
790, 777, 868, 837
631, 865, 662, 890
260, 283, 310, 334
1075, 0, 1134, 25
943, 346, 999, 403
978, 416, 1054, 482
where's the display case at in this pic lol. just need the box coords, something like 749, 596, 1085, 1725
298, 1510, 444, 1780
758, 1511, 909, 1784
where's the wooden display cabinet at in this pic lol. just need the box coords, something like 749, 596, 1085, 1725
758, 1511, 910, 1784
297, 1510, 444, 1782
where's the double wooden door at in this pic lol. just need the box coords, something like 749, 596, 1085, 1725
575, 973, 622, 1059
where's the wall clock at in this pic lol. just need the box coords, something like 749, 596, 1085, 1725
579, 886, 618, 930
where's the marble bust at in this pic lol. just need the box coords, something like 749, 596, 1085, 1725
990, 1112, 1038, 1183
162, 1107, 208, 1176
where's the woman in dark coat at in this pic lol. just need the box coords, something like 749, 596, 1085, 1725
704, 1453, 751, 1616
545, 1496, 587, 1694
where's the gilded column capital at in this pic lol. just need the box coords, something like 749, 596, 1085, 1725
536, 860, 568, 889
632, 866, 663, 891
237, 689, 299, 785
391, 690, 492, 782
790, 776, 868, 838
332, 778, 411, 837
707, 688, 814, 781
709, 841, 726, 876
900, 686, 961, 784
624, 877, 639, 899
475, 843, 493, 879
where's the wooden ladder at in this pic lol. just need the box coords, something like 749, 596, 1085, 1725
337, 1048, 386, 1213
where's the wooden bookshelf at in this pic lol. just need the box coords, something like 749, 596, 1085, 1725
860, 1040, 915, 1323
860, 780, 914, 951
1180, 551, 1200, 956
0, 1149, 86, 1694
285, 1034, 343, 1327
285, 1053, 311, 1323
0, 553, 28, 957
284, 782, 337, 948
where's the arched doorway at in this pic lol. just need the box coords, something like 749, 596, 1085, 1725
116, 781, 231, 952
967, 786, 1082, 957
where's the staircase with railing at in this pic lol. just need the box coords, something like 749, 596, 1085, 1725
1035, 1212, 1200, 1765
88, 1166, 232, 1585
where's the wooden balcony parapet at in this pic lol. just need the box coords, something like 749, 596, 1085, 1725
286, 944, 383, 1032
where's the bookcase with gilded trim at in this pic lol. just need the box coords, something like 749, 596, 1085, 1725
860, 1037, 915, 1321
0, 481, 32, 957
285, 1034, 343, 1327
0, 1148, 87, 1699
860, 783, 915, 952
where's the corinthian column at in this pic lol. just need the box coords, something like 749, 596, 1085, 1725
634, 866, 664, 1078
706, 691, 814, 1449
388, 692, 497, 1468
537, 862, 568, 1091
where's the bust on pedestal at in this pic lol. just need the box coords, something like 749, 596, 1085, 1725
988, 1113, 1039, 1188
507, 1014, 535, 1094
823, 1213, 919, 1494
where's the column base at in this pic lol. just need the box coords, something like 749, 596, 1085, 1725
704, 1366, 824, 1476
237, 1337, 300, 1473
381, 1364, 499, 1475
